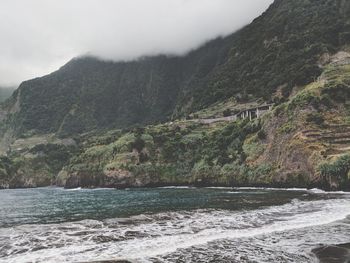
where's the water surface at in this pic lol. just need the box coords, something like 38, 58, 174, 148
0, 187, 349, 262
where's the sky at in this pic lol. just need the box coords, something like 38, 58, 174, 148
0, 0, 273, 87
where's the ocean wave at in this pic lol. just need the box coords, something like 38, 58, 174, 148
233, 187, 350, 195
308, 188, 350, 195
1, 197, 350, 263
233, 187, 309, 191
158, 186, 195, 189
64, 187, 117, 192
224, 191, 268, 195
205, 187, 234, 190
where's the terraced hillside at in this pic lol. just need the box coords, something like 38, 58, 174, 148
301, 125, 350, 158
250, 52, 350, 190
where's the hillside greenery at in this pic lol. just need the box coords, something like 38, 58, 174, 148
64, 119, 274, 187
2, 61, 350, 189
1, 0, 350, 136
319, 154, 350, 184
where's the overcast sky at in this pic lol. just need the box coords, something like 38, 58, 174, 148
0, 0, 273, 87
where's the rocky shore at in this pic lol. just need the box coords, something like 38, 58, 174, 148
312, 243, 350, 263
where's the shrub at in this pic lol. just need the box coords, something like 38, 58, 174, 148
320, 94, 333, 107
322, 84, 350, 102
274, 103, 287, 117
289, 91, 318, 110
223, 109, 232, 117
278, 122, 294, 134
319, 154, 350, 180
113, 133, 136, 153
306, 113, 325, 125
257, 129, 267, 140
131, 137, 145, 153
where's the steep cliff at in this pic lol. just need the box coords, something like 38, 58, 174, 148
58, 52, 350, 190
2, 0, 349, 137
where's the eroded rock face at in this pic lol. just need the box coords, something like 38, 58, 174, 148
0, 182, 9, 189
64, 170, 151, 189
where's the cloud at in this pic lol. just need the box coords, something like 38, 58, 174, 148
0, 0, 273, 86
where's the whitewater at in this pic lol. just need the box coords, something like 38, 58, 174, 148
0, 187, 349, 262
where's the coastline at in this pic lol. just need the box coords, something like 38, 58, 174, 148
1, 185, 350, 195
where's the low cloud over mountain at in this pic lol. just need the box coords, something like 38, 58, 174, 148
0, 0, 272, 86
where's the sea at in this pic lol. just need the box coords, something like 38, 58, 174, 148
0, 187, 350, 262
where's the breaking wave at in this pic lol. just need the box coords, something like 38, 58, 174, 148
1, 197, 350, 263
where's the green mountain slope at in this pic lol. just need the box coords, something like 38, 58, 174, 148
58, 55, 350, 190
2, 0, 350, 137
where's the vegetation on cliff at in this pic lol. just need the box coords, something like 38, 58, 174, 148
1, 0, 350, 137
59, 56, 350, 190
0, 136, 78, 189
61, 119, 267, 188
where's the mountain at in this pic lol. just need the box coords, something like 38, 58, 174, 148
3, 0, 350, 137
1, 0, 350, 190
2, 40, 233, 137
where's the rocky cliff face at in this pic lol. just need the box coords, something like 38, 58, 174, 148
246, 52, 350, 190
58, 52, 350, 190
2, 0, 349, 137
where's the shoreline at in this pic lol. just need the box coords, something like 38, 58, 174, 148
1, 185, 350, 194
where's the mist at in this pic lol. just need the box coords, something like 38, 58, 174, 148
0, 0, 273, 86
